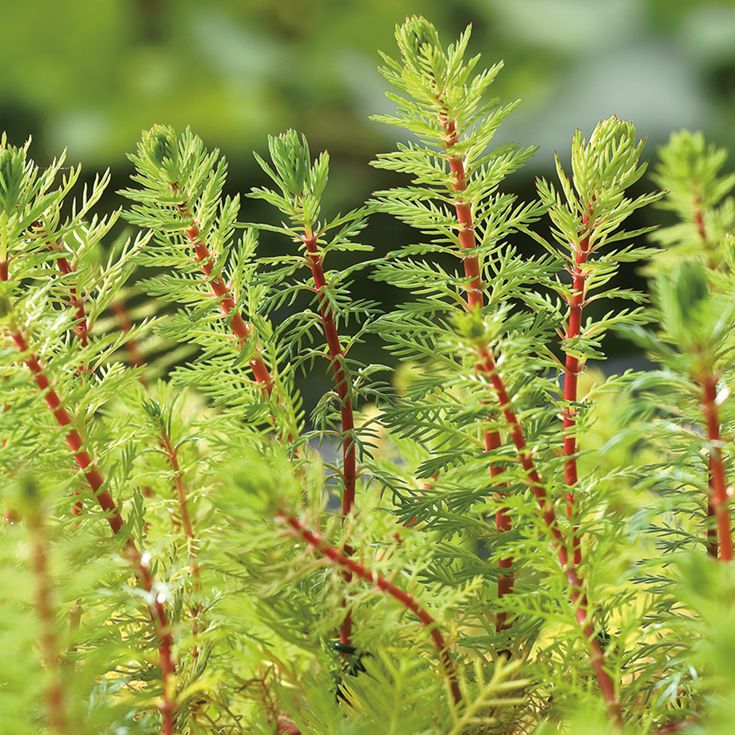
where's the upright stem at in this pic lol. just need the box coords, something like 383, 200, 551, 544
562, 213, 591, 566
159, 428, 201, 655
441, 114, 511, 629
301, 229, 356, 646
172, 189, 273, 396
700, 372, 733, 561
692, 200, 719, 557
276, 510, 462, 705
476, 346, 622, 725
33, 222, 90, 352
302, 231, 356, 516
54, 254, 90, 350
10, 327, 177, 735
112, 300, 145, 372
27, 505, 70, 734
38, 225, 90, 512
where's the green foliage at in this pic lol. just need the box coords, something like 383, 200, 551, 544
3, 13, 735, 735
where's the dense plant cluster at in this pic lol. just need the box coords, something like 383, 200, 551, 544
2, 16, 735, 735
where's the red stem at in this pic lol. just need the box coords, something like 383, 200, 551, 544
31, 222, 90, 356
562, 213, 591, 566
302, 230, 356, 646
172, 191, 273, 397
476, 346, 622, 725
701, 373, 733, 561
28, 507, 70, 734
112, 300, 145, 371
50, 243, 89, 512
277, 510, 461, 705
10, 327, 177, 734
54, 255, 89, 350
693, 202, 719, 558
440, 114, 512, 628
160, 430, 201, 654
302, 233, 356, 516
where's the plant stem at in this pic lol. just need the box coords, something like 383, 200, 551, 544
301, 229, 357, 646
301, 231, 356, 516
35, 224, 90, 512
10, 326, 177, 734
112, 299, 145, 372
276, 510, 462, 705
27, 503, 70, 734
476, 345, 622, 725
700, 372, 733, 561
172, 189, 273, 396
562, 213, 591, 566
159, 427, 201, 655
54, 254, 89, 350
441, 118, 483, 309
692, 200, 719, 557
440, 113, 512, 629
33, 222, 90, 353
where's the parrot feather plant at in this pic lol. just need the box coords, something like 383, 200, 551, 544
2, 15, 735, 735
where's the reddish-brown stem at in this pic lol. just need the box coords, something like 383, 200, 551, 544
442, 118, 483, 309
12, 330, 119, 523
562, 213, 591, 566
277, 510, 462, 705
27, 506, 70, 734
440, 113, 511, 626
160, 429, 201, 654
692, 201, 719, 558
10, 327, 177, 734
171, 189, 273, 397
700, 373, 733, 561
112, 300, 145, 371
54, 254, 89, 350
302, 230, 357, 646
49, 242, 88, 512
302, 232, 356, 516
486, 428, 512, 631
31, 222, 90, 356
476, 346, 622, 725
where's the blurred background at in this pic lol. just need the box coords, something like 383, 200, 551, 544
3, 0, 735, 396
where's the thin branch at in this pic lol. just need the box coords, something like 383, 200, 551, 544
440, 111, 512, 631
692, 200, 719, 558
172, 187, 273, 396
276, 509, 462, 705
27, 499, 71, 734
159, 426, 201, 656
10, 325, 177, 735
562, 211, 591, 566
700, 371, 733, 561
476, 345, 622, 725
112, 299, 146, 372
301, 229, 357, 645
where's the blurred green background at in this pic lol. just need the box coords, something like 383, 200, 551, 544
4, 0, 735, 202
3, 0, 735, 390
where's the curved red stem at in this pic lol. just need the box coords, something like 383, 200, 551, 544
302, 230, 357, 646
277, 510, 461, 705
11, 327, 177, 734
